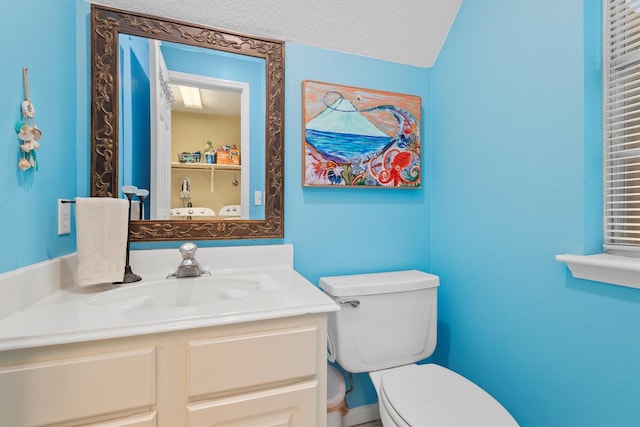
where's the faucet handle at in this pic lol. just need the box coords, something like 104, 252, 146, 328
167, 242, 210, 279
179, 242, 198, 259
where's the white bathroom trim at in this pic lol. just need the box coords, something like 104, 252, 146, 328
556, 253, 640, 289
342, 403, 380, 426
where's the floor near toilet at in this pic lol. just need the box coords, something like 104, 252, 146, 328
354, 421, 382, 427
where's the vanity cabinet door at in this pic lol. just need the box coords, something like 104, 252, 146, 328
0, 314, 328, 427
186, 380, 318, 427
185, 319, 326, 426
0, 348, 156, 426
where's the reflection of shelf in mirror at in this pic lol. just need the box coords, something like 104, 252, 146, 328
171, 162, 241, 193
170, 162, 240, 171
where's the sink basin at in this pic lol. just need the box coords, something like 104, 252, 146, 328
86, 275, 264, 311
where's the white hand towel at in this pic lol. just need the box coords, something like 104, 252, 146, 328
75, 197, 129, 286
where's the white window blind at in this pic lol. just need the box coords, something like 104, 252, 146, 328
604, 0, 640, 256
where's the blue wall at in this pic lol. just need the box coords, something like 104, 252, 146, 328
119, 34, 151, 206
284, 43, 432, 407
0, 0, 80, 271
0, 1, 638, 425
431, 1, 639, 425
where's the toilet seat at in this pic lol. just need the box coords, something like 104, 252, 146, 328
380, 364, 518, 426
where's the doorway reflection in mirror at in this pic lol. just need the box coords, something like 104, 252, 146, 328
117, 35, 266, 221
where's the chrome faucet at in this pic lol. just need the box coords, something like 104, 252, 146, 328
167, 242, 210, 278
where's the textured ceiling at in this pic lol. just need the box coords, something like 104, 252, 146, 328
90, 0, 462, 67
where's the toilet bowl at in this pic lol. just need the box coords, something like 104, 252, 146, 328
320, 270, 518, 426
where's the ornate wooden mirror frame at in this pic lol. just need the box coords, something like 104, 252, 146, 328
90, 5, 284, 241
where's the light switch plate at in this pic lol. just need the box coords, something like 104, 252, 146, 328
254, 191, 263, 206
58, 199, 71, 235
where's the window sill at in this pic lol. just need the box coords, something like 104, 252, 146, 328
556, 253, 640, 289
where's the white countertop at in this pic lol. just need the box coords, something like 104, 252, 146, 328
0, 245, 338, 352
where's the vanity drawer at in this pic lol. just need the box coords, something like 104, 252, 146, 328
188, 325, 318, 397
0, 348, 156, 426
186, 380, 317, 427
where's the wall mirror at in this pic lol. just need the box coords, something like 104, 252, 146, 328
91, 5, 284, 241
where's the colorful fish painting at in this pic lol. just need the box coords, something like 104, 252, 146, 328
303, 80, 422, 188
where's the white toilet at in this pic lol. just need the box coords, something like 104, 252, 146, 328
320, 270, 518, 427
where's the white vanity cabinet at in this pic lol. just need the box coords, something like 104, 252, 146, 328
0, 313, 328, 427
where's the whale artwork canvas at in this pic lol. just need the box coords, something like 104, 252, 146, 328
303, 80, 422, 188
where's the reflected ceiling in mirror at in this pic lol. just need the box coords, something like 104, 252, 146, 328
90, 5, 284, 241
171, 85, 240, 116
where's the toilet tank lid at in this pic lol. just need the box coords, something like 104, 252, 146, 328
319, 270, 439, 297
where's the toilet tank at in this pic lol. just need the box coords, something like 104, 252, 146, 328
320, 270, 439, 373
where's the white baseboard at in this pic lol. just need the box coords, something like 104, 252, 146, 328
342, 403, 380, 426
